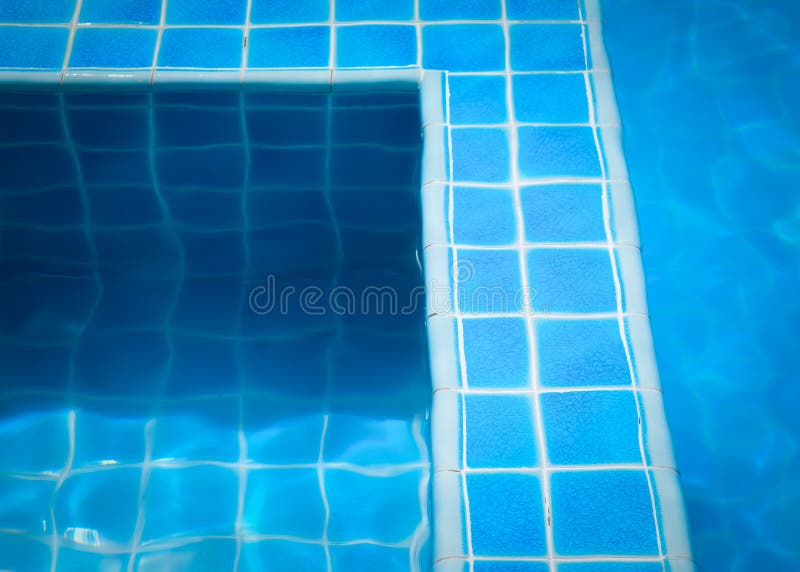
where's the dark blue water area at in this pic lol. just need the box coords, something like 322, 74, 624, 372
0, 88, 431, 570
602, 1, 800, 570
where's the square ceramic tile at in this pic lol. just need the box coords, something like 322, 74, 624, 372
336, 25, 416, 67
465, 393, 538, 468
79, 0, 160, 24
423, 25, 505, 72
158, 28, 243, 68
513, 73, 589, 123
518, 126, 602, 179
451, 128, 511, 183
0, 26, 68, 68
510, 24, 586, 71
248, 27, 330, 68
453, 186, 517, 245
462, 318, 529, 388
520, 184, 606, 242
448, 75, 507, 124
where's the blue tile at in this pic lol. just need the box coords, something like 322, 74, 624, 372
0, 107, 61, 144
158, 147, 246, 189
1, 273, 94, 344
173, 277, 241, 334
467, 473, 547, 556
244, 469, 324, 537
156, 104, 241, 146
326, 470, 423, 543
462, 318, 529, 388
0, 343, 71, 393
245, 403, 324, 464
466, 394, 538, 467
58, 549, 129, 572
86, 186, 164, 226
452, 128, 510, 183
507, 0, 578, 20
75, 331, 169, 396
421, 0, 501, 20
457, 249, 521, 313
248, 106, 327, 145
92, 227, 180, 279
167, 188, 242, 227
558, 563, 663, 572
0, 186, 83, 226
0, 0, 74, 23
250, 0, 328, 23
336, 0, 413, 21
80, 149, 150, 185
453, 186, 516, 245
332, 146, 418, 187
240, 541, 328, 572
550, 471, 660, 555
520, 184, 606, 242
423, 24, 505, 72
337, 25, 416, 67
513, 73, 589, 123
68, 105, 149, 147
56, 469, 141, 543
332, 104, 420, 146
0, 477, 54, 534
510, 24, 586, 71
165, 336, 240, 398
248, 26, 329, 68
0, 145, 76, 191
536, 319, 631, 387
70, 28, 157, 68
158, 28, 243, 68
240, 334, 330, 396
79, 0, 160, 24
0, 535, 51, 571
518, 127, 601, 179
541, 391, 641, 465
152, 400, 239, 463
330, 545, 409, 572
325, 416, 420, 465
136, 541, 235, 571
167, 0, 246, 24
144, 466, 238, 541
476, 563, 550, 572
251, 148, 327, 187
0, 26, 68, 68
448, 75, 507, 124
73, 410, 145, 466
527, 248, 617, 313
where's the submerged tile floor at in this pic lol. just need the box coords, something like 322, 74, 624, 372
0, 0, 695, 571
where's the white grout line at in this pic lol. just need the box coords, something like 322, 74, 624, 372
444, 72, 475, 570
414, 0, 422, 68
577, 1, 666, 568
126, 420, 155, 572
232, 45, 254, 569
317, 415, 332, 572
409, 415, 430, 572
500, 1, 556, 568
47, 410, 74, 572
149, 0, 169, 82
59, 0, 84, 79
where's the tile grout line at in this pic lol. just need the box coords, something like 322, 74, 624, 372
445, 71, 475, 569
47, 410, 74, 572
409, 415, 431, 572
149, 0, 169, 82
126, 420, 155, 572
318, 26, 338, 567
414, 0, 422, 68
501, 1, 556, 568
578, 1, 667, 567
59, 0, 83, 79
53, 87, 101, 572
232, 1, 254, 564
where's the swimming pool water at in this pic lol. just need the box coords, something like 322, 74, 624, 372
602, 0, 800, 569
0, 89, 431, 571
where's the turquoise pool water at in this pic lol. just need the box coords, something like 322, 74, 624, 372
603, 0, 800, 569
0, 89, 431, 571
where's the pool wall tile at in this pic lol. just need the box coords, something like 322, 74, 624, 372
70, 28, 157, 69
79, 0, 161, 24
0, 0, 695, 569
336, 25, 417, 68
0, 26, 69, 69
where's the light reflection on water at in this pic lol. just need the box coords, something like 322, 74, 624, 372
603, 0, 800, 569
